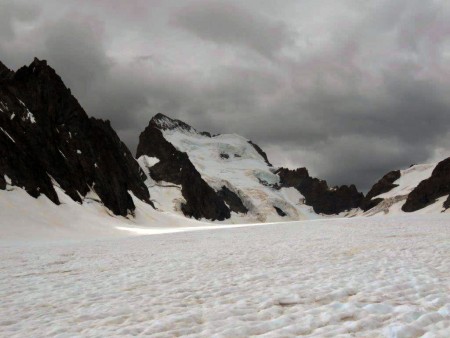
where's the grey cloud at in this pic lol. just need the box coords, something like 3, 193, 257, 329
0, 1, 40, 40
43, 21, 111, 97
172, 0, 294, 58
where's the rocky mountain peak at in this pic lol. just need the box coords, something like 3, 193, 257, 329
15, 58, 56, 81
0, 58, 151, 216
150, 113, 197, 133
137, 120, 230, 220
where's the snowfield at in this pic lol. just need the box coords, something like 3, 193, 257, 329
1, 215, 449, 337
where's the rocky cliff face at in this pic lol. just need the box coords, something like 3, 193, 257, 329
402, 158, 450, 212
0, 58, 151, 216
360, 170, 401, 211
275, 167, 363, 214
136, 114, 231, 220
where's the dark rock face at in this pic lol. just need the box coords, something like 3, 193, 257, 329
274, 206, 287, 217
361, 170, 401, 211
217, 186, 248, 214
136, 116, 231, 220
0, 61, 13, 80
151, 112, 196, 133
276, 167, 363, 214
0, 58, 151, 216
402, 157, 450, 212
444, 195, 450, 210
275, 167, 309, 187
248, 140, 272, 167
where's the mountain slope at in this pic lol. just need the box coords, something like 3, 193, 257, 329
136, 114, 356, 222
403, 158, 450, 212
358, 160, 450, 215
0, 58, 151, 216
1, 58, 448, 225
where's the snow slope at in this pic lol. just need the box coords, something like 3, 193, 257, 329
148, 127, 320, 223
359, 163, 447, 216
0, 183, 204, 242
1, 214, 449, 337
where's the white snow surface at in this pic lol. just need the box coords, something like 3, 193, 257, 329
159, 129, 319, 223
1, 213, 449, 337
0, 126, 15, 143
1, 172, 450, 336
18, 98, 36, 123
0, 184, 203, 242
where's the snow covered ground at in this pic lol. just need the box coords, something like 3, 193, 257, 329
1, 214, 449, 337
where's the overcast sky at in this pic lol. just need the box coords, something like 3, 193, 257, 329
1, 0, 450, 191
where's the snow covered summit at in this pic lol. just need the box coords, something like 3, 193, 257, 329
136, 114, 363, 223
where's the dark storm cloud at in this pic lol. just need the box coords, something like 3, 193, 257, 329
172, 0, 294, 58
43, 21, 110, 96
1, 0, 450, 191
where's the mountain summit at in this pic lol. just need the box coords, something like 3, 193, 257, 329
136, 113, 365, 222
0, 58, 151, 216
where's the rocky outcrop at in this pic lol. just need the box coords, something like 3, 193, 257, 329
0, 58, 151, 216
274, 206, 287, 217
361, 170, 401, 211
150, 112, 196, 133
276, 167, 363, 214
136, 115, 231, 220
444, 195, 450, 210
217, 186, 248, 214
402, 157, 450, 212
275, 168, 309, 187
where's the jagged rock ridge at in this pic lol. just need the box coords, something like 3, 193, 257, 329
0, 58, 151, 216
275, 167, 364, 214
360, 170, 401, 211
